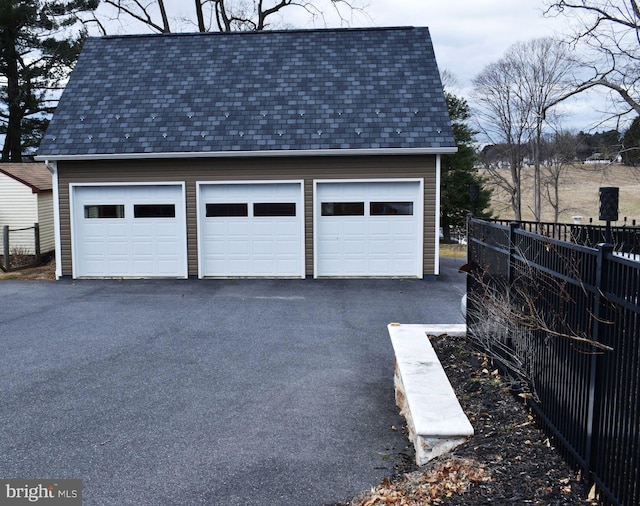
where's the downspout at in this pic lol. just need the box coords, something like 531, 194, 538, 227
434, 154, 441, 276
44, 160, 62, 279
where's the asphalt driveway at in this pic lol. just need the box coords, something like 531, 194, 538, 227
0, 258, 466, 506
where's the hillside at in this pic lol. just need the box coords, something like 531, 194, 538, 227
483, 163, 640, 224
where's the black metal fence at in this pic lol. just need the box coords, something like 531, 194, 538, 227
488, 219, 640, 257
467, 217, 640, 506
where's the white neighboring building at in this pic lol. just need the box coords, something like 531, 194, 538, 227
0, 163, 54, 255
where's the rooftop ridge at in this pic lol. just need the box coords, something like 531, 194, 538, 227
98, 25, 423, 41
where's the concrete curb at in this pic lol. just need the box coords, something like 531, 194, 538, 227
388, 323, 473, 466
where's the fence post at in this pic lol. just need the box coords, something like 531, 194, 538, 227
2, 225, 8, 272
585, 242, 613, 482
34, 223, 40, 263
508, 222, 520, 284
466, 214, 474, 328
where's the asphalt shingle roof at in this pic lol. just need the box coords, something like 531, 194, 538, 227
37, 26, 455, 159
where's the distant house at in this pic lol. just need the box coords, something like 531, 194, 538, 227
0, 163, 55, 256
36, 26, 456, 279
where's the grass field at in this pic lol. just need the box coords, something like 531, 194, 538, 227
439, 243, 467, 258
482, 163, 640, 224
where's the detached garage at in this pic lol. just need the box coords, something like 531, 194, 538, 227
36, 27, 456, 279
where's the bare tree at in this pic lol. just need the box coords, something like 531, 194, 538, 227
89, 0, 368, 34
541, 130, 579, 222
518, 39, 575, 221
473, 59, 530, 221
84, 0, 171, 34
544, 0, 640, 117
472, 38, 575, 221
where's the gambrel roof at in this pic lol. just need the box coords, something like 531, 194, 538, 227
37, 26, 455, 160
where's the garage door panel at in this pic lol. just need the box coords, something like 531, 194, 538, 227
253, 241, 274, 255
131, 242, 153, 256
277, 240, 299, 255
343, 240, 366, 255
132, 259, 154, 274
318, 240, 341, 255
228, 222, 251, 236
342, 259, 366, 275
392, 239, 417, 252
342, 221, 367, 236
316, 181, 422, 277
369, 239, 392, 255
72, 185, 187, 278
227, 240, 250, 255
369, 259, 391, 272
369, 221, 391, 234
157, 241, 180, 255
206, 242, 228, 255
253, 221, 275, 236
390, 220, 416, 231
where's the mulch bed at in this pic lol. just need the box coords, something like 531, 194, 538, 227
347, 334, 597, 505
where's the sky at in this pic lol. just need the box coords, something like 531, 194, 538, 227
317, 0, 615, 133
92, 0, 615, 135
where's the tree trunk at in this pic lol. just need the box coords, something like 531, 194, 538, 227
510, 152, 522, 221
158, 0, 171, 32
2, 43, 22, 162
441, 214, 452, 243
195, 0, 206, 32
533, 125, 542, 222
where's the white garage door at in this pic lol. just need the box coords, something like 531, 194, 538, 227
315, 180, 422, 277
198, 182, 304, 278
72, 185, 187, 278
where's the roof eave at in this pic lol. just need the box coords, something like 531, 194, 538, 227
0, 167, 48, 193
35, 146, 458, 162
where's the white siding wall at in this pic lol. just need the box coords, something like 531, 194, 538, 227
0, 172, 39, 254
37, 192, 55, 253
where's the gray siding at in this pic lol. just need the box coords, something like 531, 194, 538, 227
56, 155, 437, 277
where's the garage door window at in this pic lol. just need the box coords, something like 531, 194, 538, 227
370, 202, 414, 216
206, 203, 248, 217
134, 204, 176, 218
254, 203, 296, 217
321, 202, 364, 216
84, 204, 125, 219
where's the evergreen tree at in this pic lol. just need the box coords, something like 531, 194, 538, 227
441, 92, 491, 242
0, 0, 97, 161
